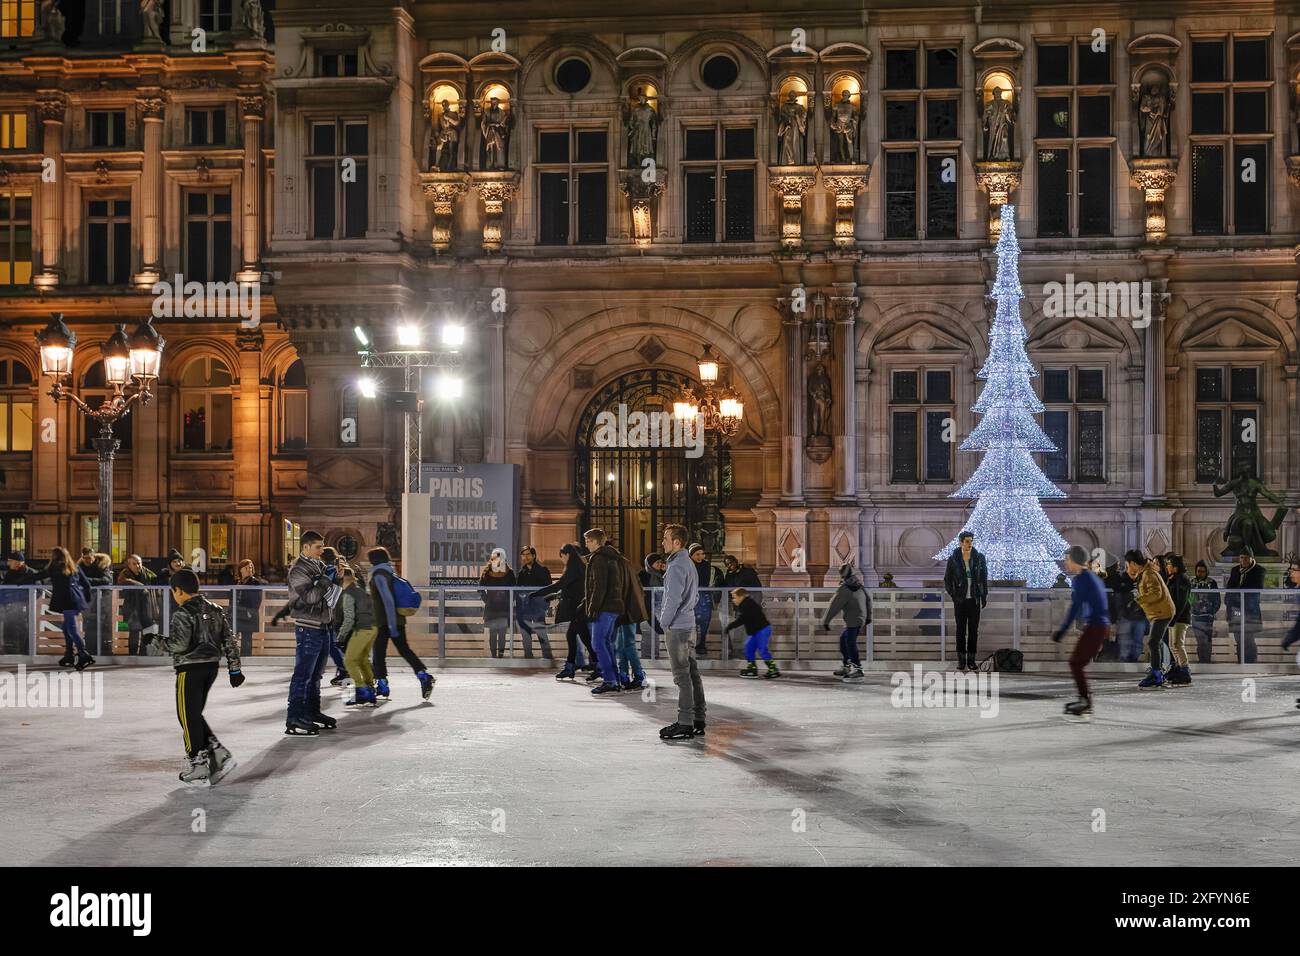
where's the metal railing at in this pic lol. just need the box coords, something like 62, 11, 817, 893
1, 584, 1296, 666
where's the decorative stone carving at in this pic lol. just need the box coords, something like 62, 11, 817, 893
419, 171, 471, 251
0, 162, 8, 186
821, 168, 869, 248
36, 93, 67, 123
775, 91, 807, 166
471, 172, 520, 252
242, 0, 266, 40
237, 94, 265, 119
824, 89, 861, 164
1128, 157, 1178, 243
622, 88, 659, 168
94, 159, 111, 183
974, 160, 1023, 240
139, 0, 165, 44
768, 172, 817, 248
618, 170, 665, 246
135, 95, 166, 120
236, 327, 264, 352
195, 156, 213, 183
805, 359, 833, 463
981, 86, 1015, 161
475, 97, 514, 171
1133, 69, 1173, 159
1287, 155, 1300, 189
40, 0, 65, 43
429, 99, 464, 171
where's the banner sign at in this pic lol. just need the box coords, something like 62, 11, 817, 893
418, 464, 520, 585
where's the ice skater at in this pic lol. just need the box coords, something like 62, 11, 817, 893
658, 523, 706, 740
163, 569, 245, 785
725, 587, 779, 679
821, 564, 871, 682
337, 566, 380, 707
1051, 546, 1110, 721
1282, 561, 1300, 709
283, 531, 343, 735
369, 547, 436, 702
31, 547, 96, 671
1126, 549, 1174, 689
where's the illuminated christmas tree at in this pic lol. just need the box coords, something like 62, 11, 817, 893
935, 204, 1067, 587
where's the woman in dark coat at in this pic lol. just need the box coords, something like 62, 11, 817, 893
530, 543, 590, 680
233, 559, 268, 656
1163, 553, 1194, 686
117, 554, 159, 655
81, 552, 115, 651
31, 547, 95, 669
478, 549, 517, 658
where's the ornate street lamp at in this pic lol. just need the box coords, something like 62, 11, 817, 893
35, 313, 165, 557
674, 343, 744, 440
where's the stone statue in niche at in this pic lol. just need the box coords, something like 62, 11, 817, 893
623, 88, 659, 168
805, 361, 834, 463
775, 91, 807, 165
1136, 71, 1172, 158
139, 0, 165, 43
430, 99, 464, 170
40, 0, 65, 42
242, 0, 266, 40
982, 86, 1015, 161
825, 89, 860, 163
476, 96, 514, 171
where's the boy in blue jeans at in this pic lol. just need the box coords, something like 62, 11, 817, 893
725, 588, 779, 679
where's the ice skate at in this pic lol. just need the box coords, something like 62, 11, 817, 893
345, 687, 376, 707
833, 662, 850, 677
329, 668, 348, 687
693, 720, 706, 737
591, 681, 622, 695
624, 675, 645, 691
842, 665, 866, 683
308, 712, 337, 730
418, 671, 436, 700
207, 738, 238, 785
178, 751, 211, 787
1138, 668, 1166, 690
764, 661, 781, 679
739, 661, 758, 678
555, 662, 576, 681
57, 653, 75, 667
284, 718, 320, 737
659, 722, 695, 740
1063, 699, 1093, 723
374, 678, 391, 701
74, 652, 95, 671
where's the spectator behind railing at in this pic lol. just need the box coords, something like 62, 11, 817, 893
1, 550, 37, 653
1225, 548, 1264, 664
514, 547, 553, 661
117, 554, 161, 655
479, 549, 516, 659
233, 559, 268, 656
1190, 561, 1221, 664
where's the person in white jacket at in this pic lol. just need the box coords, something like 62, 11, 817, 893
657, 523, 704, 740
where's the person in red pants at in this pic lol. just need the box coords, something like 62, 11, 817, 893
1052, 546, 1111, 721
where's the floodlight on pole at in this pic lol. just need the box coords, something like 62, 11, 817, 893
358, 377, 378, 399
354, 326, 369, 347
435, 372, 463, 400
396, 324, 422, 349
441, 323, 465, 349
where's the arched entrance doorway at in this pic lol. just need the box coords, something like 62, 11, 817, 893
575, 369, 732, 564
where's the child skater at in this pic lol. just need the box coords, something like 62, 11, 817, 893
164, 569, 245, 786
1051, 546, 1110, 721
725, 588, 780, 679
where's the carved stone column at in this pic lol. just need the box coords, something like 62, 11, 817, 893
419, 172, 470, 251
470, 171, 520, 253
820, 166, 869, 248
234, 327, 265, 504
486, 310, 506, 463
974, 160, 1022, 241
34, 93, 66, 289
830, 295, 859, 499
235, 93, 266, 284
1142, 276, 1170, 502
767, 169, 817, 248
781, 304, 805, 502
618, 169, 665, 246
1129, 157, 1179, 243
134, 92, 167, 286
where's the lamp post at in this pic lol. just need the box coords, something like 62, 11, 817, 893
35, 313, 165, 557
673, 343, 744, 442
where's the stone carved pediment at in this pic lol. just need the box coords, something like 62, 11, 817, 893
972, 37, 1025, 60
1030, 317, 1127, 352
1184, 317, 1281, 351
1128, 34, 1182, 56
314, 454, 382, 491
874, 320, 969, 353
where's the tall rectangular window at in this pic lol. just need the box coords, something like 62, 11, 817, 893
0, 0, 35, 37
0, 189, 32, 286
96, 0, 122, 35
535, 127, 607, 246
88, 110, 127, 148
199, 0, 232, 32
0, 359, 33, 453
1033, 41, 1114, 237
0, 112, 28, 150
186, 108, 226, 147
1039, 366, 1106, 482
883, 44, 959, 239
185, 190, 232, 282
1190, 36, 1272, 235
683, 124, 756, 242
86, 198, 132, 285
890, 368, 953, 482
308, 119, 368, 240
82, 517, 127, 564
1195, 365, 1261, 481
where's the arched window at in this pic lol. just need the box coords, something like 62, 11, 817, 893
78, 360, 134, 451
179, 356, 234, 451
279, 359, 307, 451
339, 383, 359, 446
0, 356, 33, 452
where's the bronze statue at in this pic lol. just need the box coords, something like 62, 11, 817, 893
982, 86, 1015, 161
1213, 465, 1289, 557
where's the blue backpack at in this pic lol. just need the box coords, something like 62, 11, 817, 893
390, 573, 422, 616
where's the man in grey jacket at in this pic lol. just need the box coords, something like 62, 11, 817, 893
283, 531, 341, 735
822, 564, 871, 682
658, 523, 705, 740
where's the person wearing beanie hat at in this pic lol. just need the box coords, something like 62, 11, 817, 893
821, 564, 871, 682
158, 550, 186, 587
1, 550, 37, 651
1052, 545, 1110, 720
687, 544, 722, 655
1225, 546, 1264, 663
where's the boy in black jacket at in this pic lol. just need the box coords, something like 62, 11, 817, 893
724, 588, 779, 679
164, 570, 245, 787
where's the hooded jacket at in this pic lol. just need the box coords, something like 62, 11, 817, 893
1134, 561, 1175, 621
531, 544, 587, 624
1190, 573, 1221, 620
584, 543, 628, 618
165, 593, 242, 671
369, 562, 404, 633
823, 572, 871, 628
658, 547, 698, 631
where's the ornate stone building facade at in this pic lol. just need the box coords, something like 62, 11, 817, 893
2, 1, 1299, 582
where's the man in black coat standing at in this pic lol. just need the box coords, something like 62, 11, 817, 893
943, 531, 988, 670
1225, 547, 1264, 663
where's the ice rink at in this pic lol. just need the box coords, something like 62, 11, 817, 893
2, 662, 1298, 866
